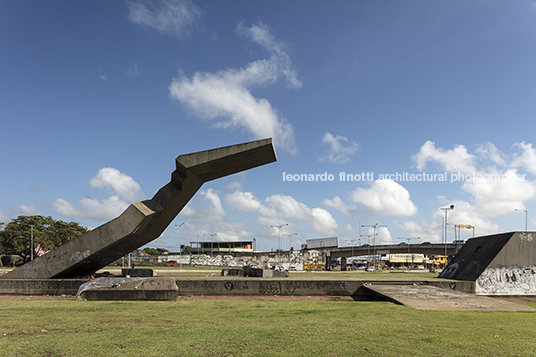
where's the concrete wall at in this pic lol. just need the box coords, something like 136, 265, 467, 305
476, 267, 536, 295
476, 232, 536, 295
0, 279, 87, 295
175, 277, 361, 296
133, 250, 327, 269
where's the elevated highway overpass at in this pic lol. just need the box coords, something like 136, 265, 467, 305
325, 242, 463, 259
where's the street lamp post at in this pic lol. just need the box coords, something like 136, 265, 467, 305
209, 233, 217, 267
397, 237, 420, 268
362, 223, 387, 270
440, 205, 454, 267
286, 233, 297, 268
175, 223, 185, 270
361, 234, 373, 266
345, 238, 357, 269
436, 215, 444, 243
29, 225, 35, 261
515, 209, 528, 232
272, 224, 288, 269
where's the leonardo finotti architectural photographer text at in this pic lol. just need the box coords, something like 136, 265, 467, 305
282, 171, 527, 183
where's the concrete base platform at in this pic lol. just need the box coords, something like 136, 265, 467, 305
77, 277, 177, 301
0, 276, 533, 310
363, 284, 536, 311
0, 278, 88, 295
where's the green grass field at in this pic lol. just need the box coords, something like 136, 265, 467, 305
1, 299, 536, 357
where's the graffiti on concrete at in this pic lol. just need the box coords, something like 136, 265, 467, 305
176, 280, 218, 291
519, 232, 535, 243
258, 280, 350, 295
440, 263, 459, 279
476, 267, 536, 295
223, 281, 249, 291
70, 250, 90, 263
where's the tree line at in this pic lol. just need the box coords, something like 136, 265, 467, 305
0, 215, 88, 259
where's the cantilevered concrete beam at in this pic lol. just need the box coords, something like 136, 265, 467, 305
2, 138, 276, 279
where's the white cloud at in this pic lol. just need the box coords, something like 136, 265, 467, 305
225, 191, 263, 213
226, 180, 244, 192
412, 140, 476, 173
475, 142, 507, 167
225, 189, 338, 236
169, 22, 299, 154
511, 142, 536, 175
52, 196, 129, 221
181, 188, 226, 221
317, 132, 359, 164
435, 198, 501, 238
236, 22, 302, 89
458, 170, 536, 217
127, 0, 203, 39
89, 167, 145, 202
361, 225, 393, 245
126, 63, 141, 78
395, 220, 441, 243
349, 179, 418, 216
264, 194, 338, 235
322, 196, 356, 216
10, 205, 41, 216
52, 167, 144, 221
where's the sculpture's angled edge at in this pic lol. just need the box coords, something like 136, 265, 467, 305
2, 138, 277, 279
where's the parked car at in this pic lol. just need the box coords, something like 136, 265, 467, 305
166, 260, 178, 264
365, 266, 375, 272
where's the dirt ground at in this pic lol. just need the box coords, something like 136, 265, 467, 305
0, 294, 354, 302
0, 294, 535, 303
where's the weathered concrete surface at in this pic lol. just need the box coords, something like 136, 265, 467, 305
0, 279, 88, 295
2, 139, 276, 280
363, 284, 536, 311
439, 232, 536, 295
77, 277, 177, 301
439, 232, 514, 281
173, 276, 473, 297
1, 276, 532, 311
176, 277, 362, 296
121, 268, 154, 277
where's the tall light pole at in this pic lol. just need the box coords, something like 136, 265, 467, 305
29, 225, 35, 261
362, 223, 387, 270
345, 238, 358, 267
363, 234, 372, 266
397, 237, 420, 268
210, 233, 217, 266
286, 233, 297, 268
515, 209, 528, 232
272, 224, 288, 269
440, 205, 454, 267
175, 223, 185, 270
436, 215, 444, 243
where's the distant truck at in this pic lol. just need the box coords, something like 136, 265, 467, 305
305, 237, 338, 249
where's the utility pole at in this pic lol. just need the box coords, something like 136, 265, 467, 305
362, 223, 387, 270
271, 224, 288, 269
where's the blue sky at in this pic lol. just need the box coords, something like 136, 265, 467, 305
2, 0, 536, 252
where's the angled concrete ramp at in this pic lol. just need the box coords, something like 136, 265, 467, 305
2, 139, 277, 280
363, 284, 536, 311
439, 232, 536, 295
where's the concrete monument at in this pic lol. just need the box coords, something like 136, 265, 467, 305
2, 138, 277, 279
